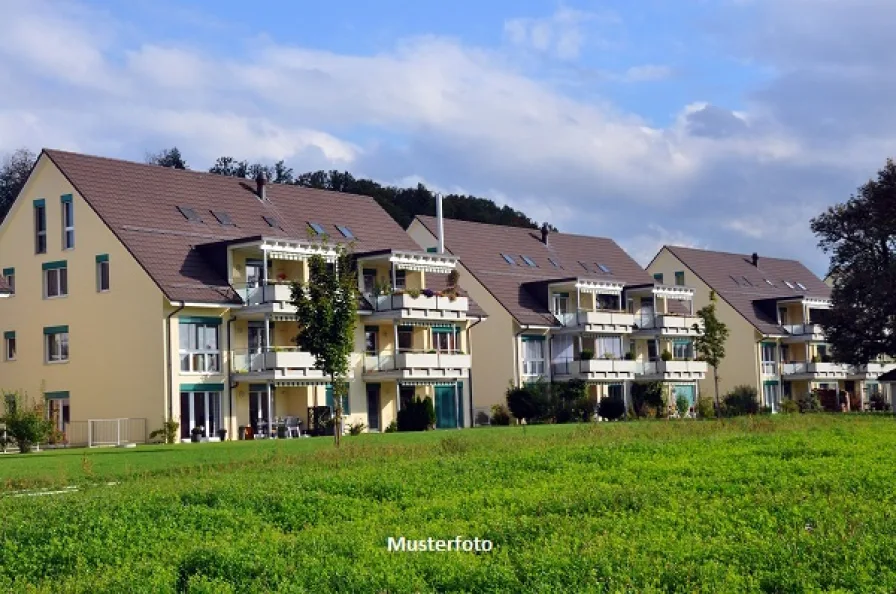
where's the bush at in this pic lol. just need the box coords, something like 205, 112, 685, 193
780, 399, 799, 414
676, 394, 690, 416
149, 419, 180, 444
696, 397, 716, 419
490, 404, 511, 426
722, 385, 759, 417
598, 392, 625, 420
1, 392, 53, 453
869, 392, 889, 412
550, 379, 591, 423
624, 351, 635, 360
660, 350, 673, 362
631, 382, 664, 418
397, 397, 435, 431
506, 382, 551, 424
347, 421, 367, 436
797, 391, 822, 413
578, 349, 594, 361
384, 420, 398, 433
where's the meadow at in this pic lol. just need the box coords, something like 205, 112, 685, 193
2, 415, 896, 593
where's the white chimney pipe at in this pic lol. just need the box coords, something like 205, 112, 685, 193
436, 192, 445, 254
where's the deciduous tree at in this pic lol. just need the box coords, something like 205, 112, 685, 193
0, 148, 36, 221
694, 291, 729, 418
146, 147, 188, 169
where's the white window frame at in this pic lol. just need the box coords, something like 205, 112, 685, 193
672, 340, 694, 360
44, 267, 68, 299
45, 332, 69, 363
521, 337, 546, 377
180, 391, 222, 437
432, 329, 456, 353
62, 199, 75, 250
179, 323, 221, 373
34, 204, 47, 254
4, 335, 15, 361
97, 260, 110, 292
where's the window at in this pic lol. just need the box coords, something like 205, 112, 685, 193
597, 263, 612, 274
179, 319, 221, 373
211, 210, 234, 226
308, 221, 327, 235
394, 270, 406, 290
674, 271, 685, 286
34, 199, 47, 254
762, 383, 780, 412
46, 394, 70, 431
176, 206, 202, 222
501, 253, 517, 265
729, 275, 740, 286
179, 391, 222, 439
44, 326, 69, 363
595, 336, 623, 359
61, 194, 74, 249
521, 336, 545, 376
552, 293, 570, 315
579, 261, 590, 271
3, 268, 14, 295
336, 225, 354, 239
672, 339, 693, 360
397, 326, 413, 352
796, 282, 807, 291
654, 273, 664, 284
761, 343, 776, 362
647, 339, 659, 361
783, 281, 795, 289
325, 385, 350, 415
362, 269, 377, 294
432, 327, 455, 353
4, 331, 15, 361
43, 262, 68, 299
96, 254, 110, 292
426, 247, 437, 253
548, 257, 562, 269
520, 255, 537, 267
263, 215, 280, 229
764, 279, 775, 286
364, 326, 378, 355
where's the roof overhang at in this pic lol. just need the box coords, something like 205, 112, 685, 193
650, 285, 695, 300
776, 296, 832, 308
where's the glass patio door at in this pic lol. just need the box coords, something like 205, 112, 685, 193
249, 387, 270, 434
248, 321, 267, 371
366, 384, 381, 431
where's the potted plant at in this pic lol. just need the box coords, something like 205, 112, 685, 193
406, 287, 421, 299
579, 349, 594, 361
624, 351, 635, 361
422, 288, 435, 298
276, 272, 287, 282
191, 426, 204, 443
602, 352, 617, 360
277, 424, 288, 439
660, 350, 673, 362
216, 428, 227, 441
811, 354, 820, 363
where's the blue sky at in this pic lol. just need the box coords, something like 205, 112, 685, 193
2, 0, 895, 274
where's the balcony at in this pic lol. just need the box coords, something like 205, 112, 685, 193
782, 323, 826, 342
634, 314, 703, 337
363, 350, 471, 381
552, 357, 637, 380
234, 282, 297, 318
231, 348, 327, 382
760, 362, 778, 376
364, 292, 469, 321
635, 360, 707, 381
780, 361, 851, 380
848, 362, 896, 379
555, 310, 636, 333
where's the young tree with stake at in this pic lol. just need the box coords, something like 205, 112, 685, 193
693, 291, 729, 418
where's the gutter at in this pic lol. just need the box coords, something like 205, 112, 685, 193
165, 301, 186, 422
466, 316, 484, 425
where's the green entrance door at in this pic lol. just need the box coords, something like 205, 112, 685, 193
435, 385, 458, 429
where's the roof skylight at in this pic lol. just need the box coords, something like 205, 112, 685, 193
263, 215, 280, 228
548, 257, 562, 269
177, 206, 201, 222
730, 275, 741, 286
597, 263, 611, 274
336, 225, 355, 239
741, 276, 753, 286
211, 210, 233, 226
796, 282, 807, 290
501, 253, 517, 265
308, 222, 327, 235
520, 255, 537, 267
783, 281, 795, 289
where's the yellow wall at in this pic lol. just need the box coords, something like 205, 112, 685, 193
0, 156, 166, 435
647, 248, 761, 397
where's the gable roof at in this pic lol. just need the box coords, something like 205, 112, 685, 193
415, 215, 654, 325
43, 149, 421, 304
663, 245, 831, 335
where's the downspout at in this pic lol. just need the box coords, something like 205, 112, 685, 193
165, 301, 186, 422
513, 324, 531, 387
466, 316, 483, 425
227, 315, 235, 439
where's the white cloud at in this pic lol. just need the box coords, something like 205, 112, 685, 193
503, 8, 609, 60
622, 65, 674, 82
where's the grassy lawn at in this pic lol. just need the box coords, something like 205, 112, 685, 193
2, 415, 896, 592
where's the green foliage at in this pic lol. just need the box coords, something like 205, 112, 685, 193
781, 399, 800, 414
347, 421, 367, 436
149, 419, 180, 444
694, 295, 730, 416
397, 397, 436, 431
623, 351, 635, 361
490, 404, 512, 426
290, 244, 358, 447
1, 391, 53, 453
676, 394, 690, 416
384, 420, 398, 433
145, 147, 188, 169
550, 379, 593, 423
406, 287, 421, 298
869, 392, 890, 412
597, 392, 625, 421
578, 349, 594, 361
722, 385, 759, 417
696, 397, 717, 419
506, 381, 551, 424
811, 158, 896, 364
631, 382, 664, 418
0, 147, 36, 222
798, 391, 822, 413
660, 350, 673, 362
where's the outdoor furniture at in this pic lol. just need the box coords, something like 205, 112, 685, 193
285, 416, 302, 438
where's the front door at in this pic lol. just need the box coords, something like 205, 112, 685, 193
366, 384, 381, 431
435, 385, 458, 429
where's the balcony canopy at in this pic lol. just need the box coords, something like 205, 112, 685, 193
357, 249, 458, 273
259, 237, 337, 262
776, 296, 833, 308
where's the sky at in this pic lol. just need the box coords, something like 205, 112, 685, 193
2, 0, 894, 276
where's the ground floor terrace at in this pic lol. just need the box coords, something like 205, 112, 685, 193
771, 378, 889, 412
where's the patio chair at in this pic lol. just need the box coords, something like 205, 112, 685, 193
285, 416, 302, 438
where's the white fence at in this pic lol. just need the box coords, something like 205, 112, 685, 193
88, 418, 147, 447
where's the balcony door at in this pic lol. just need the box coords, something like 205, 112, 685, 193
366, 383, 381, 431
248, 321, 267, 371
639, 297, 655, 328
248, 386, 270, 435
551, 334, 573, 375
552, 293, 572, 325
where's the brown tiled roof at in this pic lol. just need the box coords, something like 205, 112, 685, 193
44, 149, 421, 304
416, 216, 654, 325
662, 245, 831, 335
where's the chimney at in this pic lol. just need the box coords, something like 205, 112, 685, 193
436, 192, 445, 254
255, 170, 267, 201
541, 222, 550, 246
751, 252, 759, 267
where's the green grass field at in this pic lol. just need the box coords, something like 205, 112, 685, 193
2, 415, 896, 593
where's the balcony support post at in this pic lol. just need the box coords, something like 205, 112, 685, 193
267, 382, 273, 439
262, 247, 269, 286
393, 324, 400, 371
264, 313, 271, 351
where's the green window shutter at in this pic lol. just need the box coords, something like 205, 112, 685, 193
43, 325, 69, 335
431, 325, 454, 334
178, 316, 222, 325
249, 383, 268, 392
3, 331, 14, 340
2, 267, 13, 276
95, 254, 109, 263
326, 385, 334, 409
653, 273, 664, 283
426, 247, 437, 253
45, 391, 70, 400
763, 380, 780, 386
60, 194, 73, 203
33, 199, 45, 208
521, 335, 545, 342
41, 260, 67, 270
179, 383, 224, 392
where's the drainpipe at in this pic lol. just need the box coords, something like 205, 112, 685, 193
165, 301, 186, 422
513, 325, 531, 387
227, 315, 235, 439
466, 316, 483, 425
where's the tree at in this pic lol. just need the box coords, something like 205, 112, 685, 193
1, 391, 53, 453
693, 291, 729, 418
810, 158, 896, 364
290, 244, 358, 447
146, 147, 188, 170
0, 148, 36, 222
209, 156, 250, 178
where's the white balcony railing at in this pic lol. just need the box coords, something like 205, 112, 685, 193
635, 314, 703, 334
231, 348, 319, 374
363, 351, 471, 373
636, 360, 708, 377
761, 362, 777, 375
235, 282, 293, 307
575, 359, 638, 375
365, 292, 469, 313
780, 362, 851, 377
555, 310, 636, 329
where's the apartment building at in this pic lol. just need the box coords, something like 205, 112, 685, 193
0, 150, 482, 444
647, 246, 890, 410
407, 217, 707, 420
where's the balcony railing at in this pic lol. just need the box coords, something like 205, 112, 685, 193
231, 347, 318, 374
235, 282, 293, 307
780, 362, 851, 376
363, 292, 469, 313
636, 360, 708, 376
554, 309, 635, 329
551, 356, 636, 376
363, 350, 470, 373
635, 314, 702, 333
782, 323, 825, 338
761, 362, 777, 375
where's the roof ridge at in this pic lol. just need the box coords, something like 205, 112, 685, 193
417, 214, 621, 243
666, 244, 805, 266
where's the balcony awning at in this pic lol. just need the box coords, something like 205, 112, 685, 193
398, 379, 460, 386
389, 251, 457, 273
574, 280, 625, 295
260, 238, 337, 262
273, 379, 330, 387
652, 285, 695, 300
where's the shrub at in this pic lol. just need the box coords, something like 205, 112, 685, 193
550, 379, 591, 423
1, 391, 53, 454
348, 421, 367, 436
797, 391, 822, 413
384, 420, 398, 433
624, 351, 635, 360
780, 399, 799, 414
149, 419, 180, 444
578, 349, 594, 361
406, 287, 422, 298
397, 397, 435, 431
869, 392, 889, 412
696, 397, 716, 419
474, 410, 491, 425
447, 269, 460, 287
722, 385, 759, 417
676, 394, 690, 416
598, 392, 625, 421
490, 404, 512, 426
506, 382, 551, 423
660, 350, 673, 362
631, 382, 664, 418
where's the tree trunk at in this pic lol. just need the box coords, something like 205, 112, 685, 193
713, 367, 721, 419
